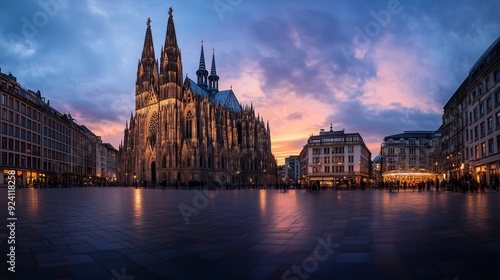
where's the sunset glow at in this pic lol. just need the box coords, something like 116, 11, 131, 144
1, 1, 499, 165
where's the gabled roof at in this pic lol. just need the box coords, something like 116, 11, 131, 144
185, 78, 241, 113
215, 89, 241, 113
187, 78, 210, 99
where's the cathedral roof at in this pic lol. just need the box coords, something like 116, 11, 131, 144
186, 78, 241, 113
215, 89, 241, 113
187, 78, 210, 99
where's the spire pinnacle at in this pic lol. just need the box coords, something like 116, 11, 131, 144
168, 7, 173, 17
208, 48, 219, 94
147, 17, 151, 27
210, 48, 217, 75
196, 39, 208, 89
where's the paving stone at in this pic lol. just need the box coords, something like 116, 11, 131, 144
1, 187, 500, 279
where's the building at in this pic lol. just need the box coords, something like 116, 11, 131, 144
441, 36, 500, 185
97, 143, 118, 184
284, 155, 300, 186
299, 126, 371, 188
117, 8, 276, 187
0, 68, 115, 187
277, 165, 286, 184
380, 131, 441, 183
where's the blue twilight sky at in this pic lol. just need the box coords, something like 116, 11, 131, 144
1, 0, 500, 164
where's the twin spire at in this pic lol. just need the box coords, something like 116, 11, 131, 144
137, 7, 219, 101
197, 40, 219, 94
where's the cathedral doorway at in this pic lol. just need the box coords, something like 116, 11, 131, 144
151, 161, 157, 185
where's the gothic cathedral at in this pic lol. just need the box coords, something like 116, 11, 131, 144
117, 8, 277, 187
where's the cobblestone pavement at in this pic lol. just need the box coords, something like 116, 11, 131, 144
1, 187, 500, 279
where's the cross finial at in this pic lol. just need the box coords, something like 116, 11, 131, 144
201, 39, 204, 46
212, 48, 215, 54
147, 17, 151, 27
168, 7, 173, 17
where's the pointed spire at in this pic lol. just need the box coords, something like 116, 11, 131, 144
141, 17, 155, 60
196, 39, 208, 89
199, 40, 206, 70
160, 6, 183, 89
165, 7, 178, 50
209, 47, 219, 94
210, 48, 217, 75
136, 17, 159, 98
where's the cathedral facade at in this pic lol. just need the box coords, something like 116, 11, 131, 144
117, 8, 276, 187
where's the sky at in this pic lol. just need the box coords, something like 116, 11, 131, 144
1, 0, 500, 165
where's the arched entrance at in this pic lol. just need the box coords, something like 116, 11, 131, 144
151, 161, 156, 185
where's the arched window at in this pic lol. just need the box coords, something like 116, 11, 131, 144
237, 122, 242, 145
185, 111, 193, 139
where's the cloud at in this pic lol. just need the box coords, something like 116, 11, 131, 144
287, 112, 303, 120
1, 0, 500, 164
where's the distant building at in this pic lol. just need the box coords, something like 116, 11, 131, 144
380, 131, 441, 183
299, 126, 371, 187
0, 68, 113, 187
277, 165, 286, 184
441, 36, 500, 185
284, 155, 300, 185
117, 8, 276, 187
100, 143, 118, 183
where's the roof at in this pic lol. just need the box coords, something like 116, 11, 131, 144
186, 78, 241, 113
187, 78, 210, 99
384, 131, 441, 141
215, 90, 241, 113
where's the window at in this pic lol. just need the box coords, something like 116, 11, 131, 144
482, 142, 486, 156
474, 108, 478, 121
479, 103, 484, 116
496, 70, 500, 83
487, 98, 492, 111
488, 117, 493, 131
489, 139, 494, 155
409, 157, 416, 164
486, 78, 491, 92
475, 145, 479, 159
324, 147, 330, 154
479, 84, 484, 95
480, 122, 485, 137
185, 111, 193, 139
388, 148, 394, 155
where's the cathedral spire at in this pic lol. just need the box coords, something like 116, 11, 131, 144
136, 17, 159, 99
196, 39, 208, 89
160, 7, 183, 90
142, 18, 155, 60
208, 48, 219, 94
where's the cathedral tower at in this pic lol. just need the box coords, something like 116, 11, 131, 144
196, 41, 208, 90
136, 18, 159, 110
159, 7, 183, 100
208, 48, 219, 95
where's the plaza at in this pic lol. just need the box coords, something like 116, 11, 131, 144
1, 187, 500, 279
